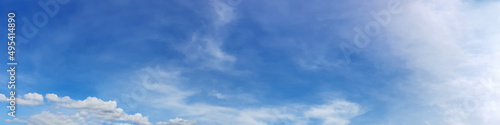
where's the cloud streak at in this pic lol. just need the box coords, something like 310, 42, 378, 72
132, 67, 364, 125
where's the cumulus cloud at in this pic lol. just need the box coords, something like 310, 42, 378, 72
45, 93, 59, 101
44, 95, 153, 125
4, 92, 192, 125
18, 93, 44, 106
0, 93, 44, 106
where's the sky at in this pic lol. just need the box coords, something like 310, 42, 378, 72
0, 0, 499, 125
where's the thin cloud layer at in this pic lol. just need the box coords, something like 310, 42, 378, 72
130, 67, 364, 125
375, 0, 500, 124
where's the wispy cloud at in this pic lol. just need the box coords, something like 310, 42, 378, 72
177, 34, 237, 71
176, 0, 239, 71
128, 67, 364, 125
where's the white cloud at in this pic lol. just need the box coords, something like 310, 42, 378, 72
5, 118, 27, 123
49, 96, 152, 125
209, 90, 226, 99
0, 94, 6, 101
28, 111, 80, 125
305, 100, 364, 125
176, 0, 239, 71
3, 66, 363, 125
374, 0, 500, 124
178, 34, 237, 71
19, 93, 44, 106
134, 67, 363, 125
212, 0, 236, 26
4, 92, 190, 125
0, 93, 44, 106
45, 93, 73, 102
156, 118, 198, 125
45, 93, 60, 102
113, 123, 133, 125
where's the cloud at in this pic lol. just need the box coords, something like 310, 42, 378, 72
178, 34, 237, 71
5, 118, 27, 123
45, 95, 153, 125
176, 0, 239, 71
371, 0, 500, 124
2, 68, 363, 125
209, 90, 226, 99
0, 93, 44, 106
45, 93, 63, 102
305, 100, 364, 125
4, 93, 193, 125
155, 118, 198, 125
28, 111, 81, 125
132, 67, 364, 125
211, 0, 236, 26
18, 93, 44, 106
0, 94, 6, 101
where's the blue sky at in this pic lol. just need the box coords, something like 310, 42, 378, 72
1, 0, 500, 125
